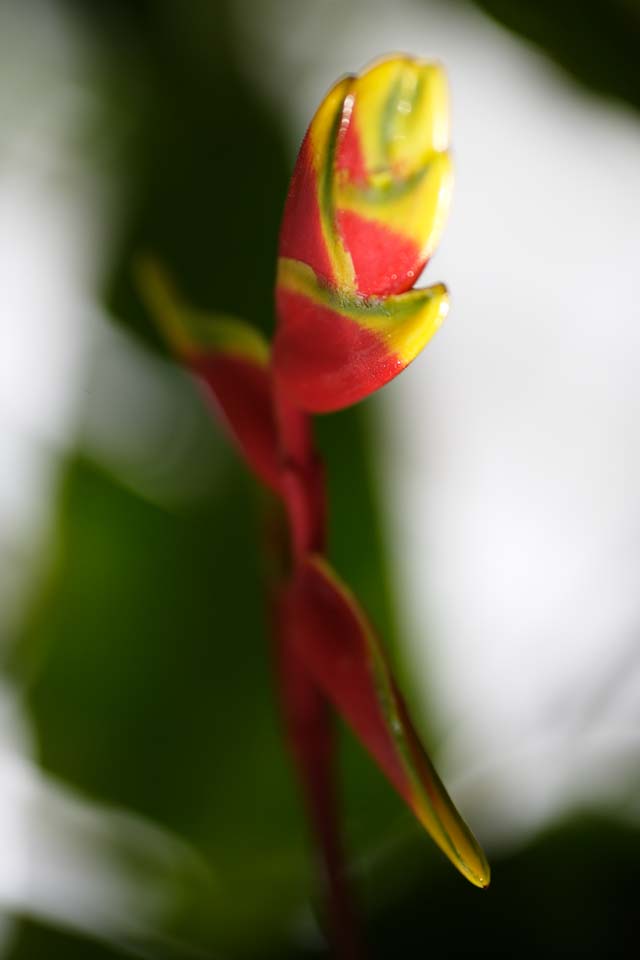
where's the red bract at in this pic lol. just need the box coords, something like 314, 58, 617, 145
139, 54, 489, 960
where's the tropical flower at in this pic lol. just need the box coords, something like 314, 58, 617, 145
139, 53, 489, 959
274, 55, 452, 411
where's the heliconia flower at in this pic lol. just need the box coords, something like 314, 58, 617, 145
137, 258, 281, 492
138, 54, 490, 949
274, 56, 453, 413
284, 554, 490, 889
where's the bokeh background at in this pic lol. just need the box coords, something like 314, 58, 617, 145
1, 0, 639, 956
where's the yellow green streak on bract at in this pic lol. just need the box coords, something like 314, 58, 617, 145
335, 56, 453, 258
302, 56, 453, 297
308, 555, 491, 889
136, 257, 270, 365
307, 76, 356, 290
278, 257, 448, 365
338, 151, 453, 264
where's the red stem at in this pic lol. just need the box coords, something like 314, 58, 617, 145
273, 379, 326, 560
276, 601, 362, 960
271, 376, 364, 958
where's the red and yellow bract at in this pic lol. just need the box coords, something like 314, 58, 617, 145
274, 56, 452, 412
139, 53, 489, 959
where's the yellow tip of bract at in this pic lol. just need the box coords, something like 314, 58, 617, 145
352, 56, 450, 174
332, 55, 454, 297
364, 283, 449, 366
412, 796, 491, 889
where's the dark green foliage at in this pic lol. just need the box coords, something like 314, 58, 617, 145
462, 0, 640, 112
369, 813, 640, 957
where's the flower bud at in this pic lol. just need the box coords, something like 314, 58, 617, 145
274, 56, 452, 412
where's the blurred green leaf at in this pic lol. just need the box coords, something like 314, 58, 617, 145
10, 0, 410, 954
16, 454, 311, 953
368, 812, 640, 957
460, 0, 640, 112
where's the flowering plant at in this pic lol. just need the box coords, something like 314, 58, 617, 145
140, 54, 489, 956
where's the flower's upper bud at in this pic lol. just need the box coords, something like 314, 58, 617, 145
334, 56, 452, 297
274, 56, 453, 413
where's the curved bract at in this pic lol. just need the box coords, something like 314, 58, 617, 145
274, 55, 453, 412
137, 259, 280, 492
285, 555, 490, 889
276, 258, 448, 412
